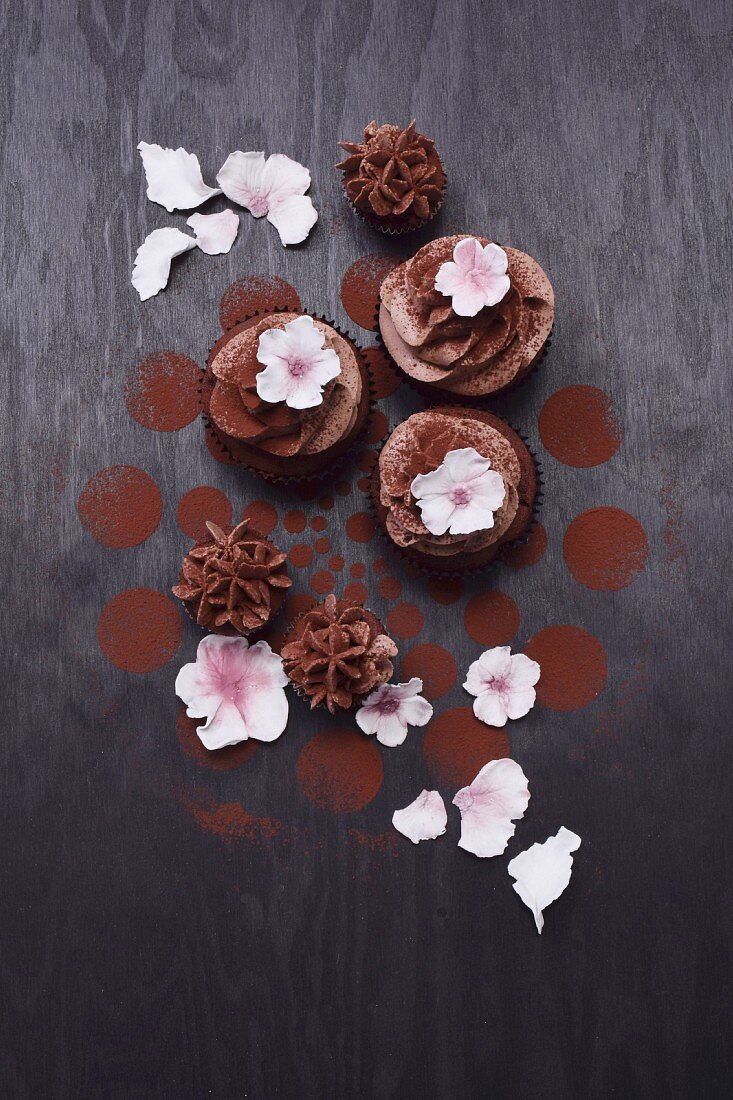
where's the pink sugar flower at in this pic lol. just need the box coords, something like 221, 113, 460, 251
355, 677, 433, 747
411, 447, 506, 536
434, 237, 510, 316
463, 646, 540, 727
216, 151, 318, 245
255, 315, 341, 409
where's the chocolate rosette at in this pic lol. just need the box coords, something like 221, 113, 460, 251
367, 407, 543, 576
200, 308, 377, 487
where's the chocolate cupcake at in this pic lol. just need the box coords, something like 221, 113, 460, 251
202, 311, 372, 480
172, 519, 291, 635
379, 234, 553, 399
371, 408, 538, 573
336, 119, 445, 233
281, 594, 398, 713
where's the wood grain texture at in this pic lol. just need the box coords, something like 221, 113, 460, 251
2, 0, 731, 1096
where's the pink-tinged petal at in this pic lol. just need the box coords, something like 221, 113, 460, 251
482, 272, 511, 308
415, 493, 456, 536
508, 652, 541, 689
283, 313, 326, 354
503, 686, 537, 721
480, 241, 509, 276
450, 283, 490, 318
216, 151, 267, 213
186, 209, 239, 255
452, 236, 484, 270
508, 827, 581, 933
453, 758, 530, 858
472, 690, 509, 727
261, 153, 311, 201
390, 677, 424, 700
131, 227, 197, 301
440, 447, 491, 482
254, 362, 293, 405
256, 326, 293, 366
354, 702, 383, 737
281, 366, 336, 410
174, 661, 221, 721
392, 790, 447, 844
411, 464, 456, 498
398, 694, 434, 727
137, 141, 221, 212
198, 699, 249, 751
267, 193, 318, 245
238, 684, 289, 743
373, 712, 409, 747
469, 473, 506, 512
433, 260, 464, 296
446, 498, 494, 536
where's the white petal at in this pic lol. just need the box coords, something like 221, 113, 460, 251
453, 236, 484, 270
415, 493, 456, 536
390, 678, 424, 700
131, 227, 197, 301
481, 242, 509, 275
398, 695, 434, 727
453, 759, 530, 858
447, 499, 495, 536
198, 700, 249, 750
279, 368, 333, 410
374, 713, 409, 746
464, 647, 512, 693
355, 703, 383, 736
137, 142, 221, 212
450, 284, 489, 317
503, 686, 537, 721
255, 361, 296, 405
411, 464, 456, 499
508, 827, 581, 933
482, 273, 511, 308
472, 690, 509, 727
261, 153, 311, 201
256, 325, 293, 366
186, 209, 239, 255
508, 652, 541, 690
434, 260, 464, 296
216, 151, 267, 213
267, 193, 318, 245
440, 447, 491, 482
392, 790, 447, 844
284, 314, 326, 355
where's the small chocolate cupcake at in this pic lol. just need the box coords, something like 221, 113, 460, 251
371, 408, 538, 573
281, 594, 398, 713
203, 311, 371, 480
379, 234, 553, 399
172, 519, 291, 635
336, 119, 445, 233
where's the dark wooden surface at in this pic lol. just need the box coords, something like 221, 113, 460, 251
2, 0, 731, 1096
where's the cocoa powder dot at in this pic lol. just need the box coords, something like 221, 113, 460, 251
289, 544, 313, 568
346, 512, 375, 543
125, 351, 200, 432
219, 275, 301, 330
422, 707, 510, 789
77, 465, 162, 549
524, 625, 608, 711
311, 570, 335, 595
501, 522, 548, 569
98, 588, 182, 673
340, 254, 399, 331
344, 582, 368, 603
241, 500, 277, 536
563, 507, 649, 590
539, 385, 622, 468
387, 602, 424, 639
284, 509, 307, 533
464, 591, 520, 647
402, 644, 457, 699
176, 486, 232, 541
297, 728, 383, 811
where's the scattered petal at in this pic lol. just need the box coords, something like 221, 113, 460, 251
356, 677, 433, 747
256, 315, 340, 409
131, 227, 197, 301
411, 447, 506, 536
187, 209, 239, 255
508, 827, 582, 933
137, 141, 221, 212
216, 150, 318, 245
434, 237, 510, 316
463, 646, 541, 727
392, 790, 447, 843
453, 758, 530, 858
174, 633, 288, 750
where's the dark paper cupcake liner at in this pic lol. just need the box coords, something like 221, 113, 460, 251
364, 409, 544, 579
200, 308, 378, 490
341, 171, 447, 237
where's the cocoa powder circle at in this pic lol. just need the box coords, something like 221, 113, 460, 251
219, 275, 301, 331
464, 590, 520, 647
98, 588, 182, 673
539, 385, 622, 468
524, 625, 608, 711
125, 351, 200, 432
297, 728, 383, 812
340, 254, 399, 331
422, 707, 510, 788
402, 643, 457, 699
563, 507, 649, 590
176, 486, 232, 541
77, 465, 162, 549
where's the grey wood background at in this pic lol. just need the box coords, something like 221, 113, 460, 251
2, 0, 731, 1097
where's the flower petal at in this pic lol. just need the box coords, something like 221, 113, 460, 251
507, 827, 581, 933
481, 241, 509, 275
374, 712, 409, 746
453, 236, 484, 270
131, 227, 197, 301
197, 699, 249, 750
137, 141, 221, 212
216, 151, 267, 213
453, 758, 530, 858
354, 703, 383, 736
447, 499, 495, 536
471, 691, 509, 727
261, 153, 311, 201
411, 464, 456, 499
398, 694, 434, 727
237, 641, 289, 742
392, 790, 447, 844
267, 193, 318, 246
440, 447, 491, 482
186, 209, 239, 255
433, 260, 464, 296
482, 273, 511, 308
415, 492, 456, 536
508, 652, 542, 689
450, 284, 489, 318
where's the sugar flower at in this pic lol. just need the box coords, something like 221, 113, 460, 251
137, 141, 221, 212
186, 209, 239, 255
453, 758, 530, 858
255, 315, 341, 409
131, 227, 197, 301
434, 237, 510, 317
216, 151, 318, 245
463, 646, 541, 727
355, 677, 433, 747
392, 790, 447, 844
508, 827, 582, 933
175, 634, 288, 750
411, 447, 506, 536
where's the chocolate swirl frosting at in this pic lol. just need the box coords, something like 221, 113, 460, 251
377, 410, 529, 561
172, 520, 291, 635
208, 314, 363, 460
337, 119, 445, 229
379, 235, 554, 396
282, 595, 397, 713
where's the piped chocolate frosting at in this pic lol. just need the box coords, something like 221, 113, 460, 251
172, 519, 291, 635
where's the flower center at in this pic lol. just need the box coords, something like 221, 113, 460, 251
378, 696, 400, 715
249, 194, 269, 217
450, 483, 472, 507
288, 357, 309, 378
486, 674, 509, 698
466, 265, 486, 287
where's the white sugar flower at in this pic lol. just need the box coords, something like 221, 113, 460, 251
508, 827, 582, 933
255, 315, 341, 409
434, 237, 510, 316
392, 790, 447, 843
175, 634, 288, 750
411, 447, 506, 536
463, 646, 540, 727
216, 151, 318, 245
453, 758, 531, 858
355, 677, 433, 747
